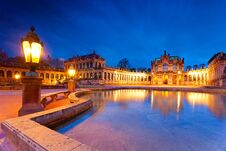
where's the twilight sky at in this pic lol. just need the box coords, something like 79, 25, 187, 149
0, 0, 226, 68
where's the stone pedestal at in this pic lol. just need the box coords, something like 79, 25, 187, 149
68, 79, 75, 92
18, 76, 43, 116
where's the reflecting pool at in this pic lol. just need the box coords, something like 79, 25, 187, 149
55, 90, 226, 151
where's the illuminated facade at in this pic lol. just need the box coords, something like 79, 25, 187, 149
208, 52, 226, 86
0, 65, 65, 86
151, 50, 184, 85
1, 50, 225, 87
64, 51, 151, 85
64, 50, 226, 87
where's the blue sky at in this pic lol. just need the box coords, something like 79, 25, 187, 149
0, 0, 226, 68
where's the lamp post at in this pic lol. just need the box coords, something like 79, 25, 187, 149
18, 26, 44, 116
67, 65, 76, 92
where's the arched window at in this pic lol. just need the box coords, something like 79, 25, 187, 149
7, 71, 12, 78
172, 64, 177, 71
184, 75, 187, 81
99, 72, 102, 79
111, 73, 113, 80
104, 72, 107, 80
189, 75, 192, 81
60, 74, 64, 79
90, 73, 93, 78
155, 65, 158, 72
40, 73, 44, 79
108, 73, 110, 80
148, 76, 151, 81
51, 74, 54, 79
0, 70, 4, 77
56, 74, 59, 79
46, 73, 49, 79
162, 64, 168, 72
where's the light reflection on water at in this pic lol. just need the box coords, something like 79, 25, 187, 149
55, 90, 226, 151
92, 89, 226, 118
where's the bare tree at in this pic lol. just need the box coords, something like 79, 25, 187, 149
117, 58, 130, 70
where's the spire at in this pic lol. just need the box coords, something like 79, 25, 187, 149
164, 50, 166, 55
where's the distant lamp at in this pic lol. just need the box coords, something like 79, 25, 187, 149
14, 73, 21, 80
178, 71, 181, 74
21, 26, 43, 72
67, 65, 76, 92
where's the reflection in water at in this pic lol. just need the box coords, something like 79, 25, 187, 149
92, 89, 149, 113
187, 92, 226, 118
150, 91, 183, 116
56, 90, 226, 151
92, 89, 226, 118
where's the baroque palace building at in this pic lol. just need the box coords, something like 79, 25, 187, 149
64, 51, 151, 85
65, 50, 226, 87
0, 50, 225, 87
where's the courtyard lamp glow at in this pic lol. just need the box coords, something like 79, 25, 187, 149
14, 73, 21, 80
68, 65, 76, 79
67, 65, 76, 92
21, 26, 43, 72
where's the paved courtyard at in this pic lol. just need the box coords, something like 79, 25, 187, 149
0, 88, 68, 149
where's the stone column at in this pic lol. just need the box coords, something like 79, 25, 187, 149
18, 76, 43, 116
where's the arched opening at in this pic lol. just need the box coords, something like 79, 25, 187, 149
172, 64, 177, 71
0, 70, 4, 77
172, 75, 177, 84
148, 76, 151, 81
94, 72, 97, 79
40, 73, 44, 79
46, 73, 49, 79
163, 75, 168, 84
51, 73, 54, 79
7, 71, 12, 78
60, 74, 64, 79
99, 72, 102, 79
162, 63, 168, 72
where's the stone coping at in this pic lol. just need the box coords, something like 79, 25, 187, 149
86, 85, 226, 94
1, 90, 96, 151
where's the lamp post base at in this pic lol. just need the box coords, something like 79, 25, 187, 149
18, 75, 43, 116
68, 79, 75, 92
18, 103, 43, 116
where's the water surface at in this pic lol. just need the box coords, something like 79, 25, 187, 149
55, 90, 226, 151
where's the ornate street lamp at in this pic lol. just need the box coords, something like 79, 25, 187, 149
67, 65, 76, 92
21, 26, 43, 74
19, 27, 44, 116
